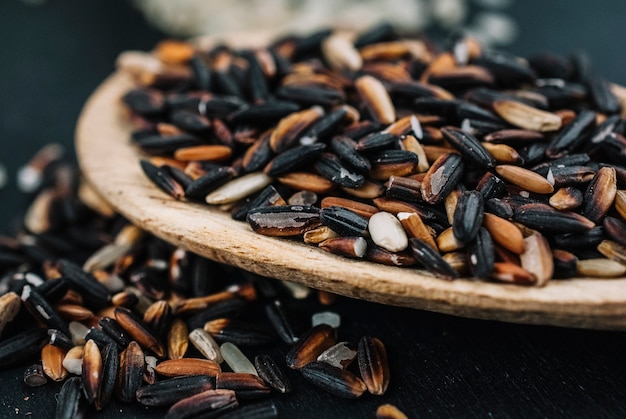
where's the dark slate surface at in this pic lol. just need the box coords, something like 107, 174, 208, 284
1, 1, 626, 417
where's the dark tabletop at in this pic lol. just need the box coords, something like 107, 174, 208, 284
1, 1, 626, 418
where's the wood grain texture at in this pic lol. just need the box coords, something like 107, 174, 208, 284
75, 38, 626, 331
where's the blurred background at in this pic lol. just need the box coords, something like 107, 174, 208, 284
1, 1, 625, 233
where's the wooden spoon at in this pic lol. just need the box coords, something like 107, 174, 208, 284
75, 35, 626, 331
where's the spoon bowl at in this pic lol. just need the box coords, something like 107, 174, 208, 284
75, 35, 626, 331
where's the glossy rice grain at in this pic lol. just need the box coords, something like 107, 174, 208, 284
300, 362, 367, 399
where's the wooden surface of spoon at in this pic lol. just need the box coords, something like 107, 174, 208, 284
75, 35, 626, 331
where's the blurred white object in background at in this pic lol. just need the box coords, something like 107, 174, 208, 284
467, 11, 518, 46
431, 0, 467, 29
16, 0, 516, 47
132, 0, 516, 47
133, 0, 428, 37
